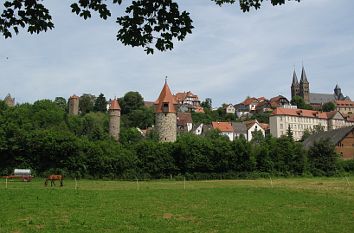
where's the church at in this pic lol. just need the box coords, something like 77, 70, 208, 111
291, 66, 350, 108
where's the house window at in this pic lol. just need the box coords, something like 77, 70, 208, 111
280, 124, 283, 129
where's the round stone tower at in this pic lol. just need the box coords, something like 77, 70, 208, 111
109, 99, 121, 142
68, 95, 80, 115
154, 79, 177, 142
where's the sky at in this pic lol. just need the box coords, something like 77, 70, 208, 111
1, 0, 354, 107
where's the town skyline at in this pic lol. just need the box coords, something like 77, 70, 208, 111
1, 0, 353, 106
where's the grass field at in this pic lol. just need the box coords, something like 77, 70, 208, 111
0, 177, 353, 233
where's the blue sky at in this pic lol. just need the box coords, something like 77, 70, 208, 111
1, 0, 353, 107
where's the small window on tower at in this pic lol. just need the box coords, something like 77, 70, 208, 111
163, 103, 169, 112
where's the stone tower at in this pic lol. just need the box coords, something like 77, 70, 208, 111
68, 95, 80, 115
109, 99, 121, 142
291, 70, 300, 99
154, 79, 177, 142
299, 66, 310, 104
4, 94, 15, 107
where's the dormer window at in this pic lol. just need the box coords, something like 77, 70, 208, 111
163, 103, 169, 112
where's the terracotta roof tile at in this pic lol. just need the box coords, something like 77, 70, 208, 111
109, 99, 121, 110
177, 112, 193, 125
335, 100, 354, 107
271, 107, 328, 119
242, 97, 258, 105
212, 122, 233, 132
154, 81, 177, 113
70, 94, 80, 99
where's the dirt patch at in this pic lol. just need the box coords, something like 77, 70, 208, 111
163, 213, 174, 219
35, 224, 44, 230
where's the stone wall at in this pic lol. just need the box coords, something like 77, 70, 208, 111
156, 113, 177, 142
69, 98, 79, 115
109, 110, 121, 141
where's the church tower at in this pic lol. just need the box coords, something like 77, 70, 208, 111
154, 79, 177, 142
291, 70, 300, 99
334, 84, 344, 100
109, 99, 121, 142
299, 66, 310, 104
68, 95, 80, 115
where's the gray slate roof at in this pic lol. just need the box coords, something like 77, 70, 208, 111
231, 122, 247, 134
303, 126, 354, 149
309, 93, 336, 104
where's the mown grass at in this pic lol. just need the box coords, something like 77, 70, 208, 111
0, 177, 353, 233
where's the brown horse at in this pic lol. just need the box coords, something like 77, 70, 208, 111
44, 175, 64, 187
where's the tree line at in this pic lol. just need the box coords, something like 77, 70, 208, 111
0, 95, 353, 179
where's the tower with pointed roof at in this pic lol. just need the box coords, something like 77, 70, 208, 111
68, 94, 80, 115
299, 66, 310, 103
291, 70, 300, 99
154, 79, 177, 142
109, 99, 121, 142
4, 94, 15, 107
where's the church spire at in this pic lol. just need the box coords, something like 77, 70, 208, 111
291, 70, 299, 86
300, 66, 308, 83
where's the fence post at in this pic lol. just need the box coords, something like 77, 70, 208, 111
183, 177, 186, 190
75, 178, 78, 190
136, 178, 139, 191
5, 178, 8, 189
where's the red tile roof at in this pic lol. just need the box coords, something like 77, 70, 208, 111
244, 120, 261, 130
177, 112, 193, 125
70, 94, 80, 99
242, 97, 258, 105
335, 100, 354, 107
271, 108, 328, 119
109, 99, 121, 110
212, 122, 233, 132
174, 92, 188, 102
260, 123, 269, 130
154, 81, 177, 113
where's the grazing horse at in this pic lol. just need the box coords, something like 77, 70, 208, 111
44, 175, 63, 187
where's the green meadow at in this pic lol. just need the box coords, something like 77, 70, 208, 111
0, 178, 353, 233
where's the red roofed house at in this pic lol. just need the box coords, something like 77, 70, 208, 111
270, 107, 354, 141
335, 100, 354, 115
154, 80, 178, 142
235, 97, 259, 118
212, 122, 234, 141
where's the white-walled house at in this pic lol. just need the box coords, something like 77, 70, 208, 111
225, 104, 236, 114
269, 108, 354, 141
212, 122, 234, 141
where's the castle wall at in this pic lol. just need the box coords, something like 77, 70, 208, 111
69, 98, 79, 115
156, 113, 177, 142
109, 110, 121, 141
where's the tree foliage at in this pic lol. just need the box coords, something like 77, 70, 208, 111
322, 102, 336, 112
94, 93, 107, 112
1, 0, 300, 54
1, 94, 349, 179
291, 96, 312, 110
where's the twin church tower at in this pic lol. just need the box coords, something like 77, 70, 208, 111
68, 79, 177, 143
291, 66, 310, 103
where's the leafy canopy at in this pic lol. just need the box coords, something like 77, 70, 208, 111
1, 0, 300, 54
